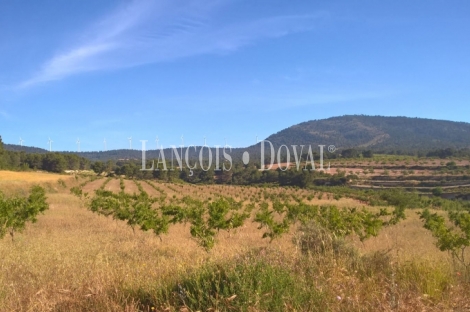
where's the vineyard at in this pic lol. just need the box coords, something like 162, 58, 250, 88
0, 171, 470, 311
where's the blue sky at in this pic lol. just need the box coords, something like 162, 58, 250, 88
1, 0, 469, 151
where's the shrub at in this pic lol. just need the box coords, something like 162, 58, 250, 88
57, 179, 67, 188
432, 187, 443, 197
397, 260, 454, 300
149, 253, 325, 311
293, 221, 357, 259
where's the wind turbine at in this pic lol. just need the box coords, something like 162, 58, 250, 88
76, 138, 81, 152
48, 138, 53, 152
155, 136, 159, 149
181, 135, 184, 146
103, 138, 107, 151
19, 137, 24, 147
204, 136, 206, 146
128, 137, 132, 150
256, 135, 258, 144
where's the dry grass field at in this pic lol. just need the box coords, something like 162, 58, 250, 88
0, 171, 74, 195
0, 171, 69, 183
0, 171, 469, 311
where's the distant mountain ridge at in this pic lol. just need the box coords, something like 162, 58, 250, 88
4, 144, 48, 154
4, 115, 470, 161
263, 115, 470, 152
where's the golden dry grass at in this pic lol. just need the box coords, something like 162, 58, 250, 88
0, 170, 69, 183
352, 210, 453, 261
0, 174, 295, 311
0, 171, 469, 311
0, 171, 75, 197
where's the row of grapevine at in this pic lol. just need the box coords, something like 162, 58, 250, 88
71, 179, 406, 251
70, 175, 104, 198
143, 180, 165, 195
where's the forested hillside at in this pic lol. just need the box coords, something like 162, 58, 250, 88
265, 115, 470, 153
0, 137, 90, 172
3, 115, 470, 167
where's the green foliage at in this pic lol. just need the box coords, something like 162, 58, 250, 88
396, 260, 455, 300
99, 177, 112, 190
342, 148, 361, 158
80, 181, 252, 250
294, 221, 359, 260
0, 186, 49, 240
309, 205, 390, 241
363, 150, 374, 158
419, 209, 470, 270
432, 187, 443, 197
180, 196, 250, 250
118, 179, 125, 192
252, 199, 394, 243
91, 161, 106, 174
89, 187, 170, 238
0, 137, 91, 172
57, 179, 67, 188
151, 254, 324, 311
184, 197, 216, 250
208, 197, 248, 232
70, 186, 83, 198
74, 177, 413, 250
254, 202, 290, 241
143, 180, 165, 196
378, 189, 422, 208
69, 175, 98, 199
446, 161, 457, 170
313, 186, 428, 211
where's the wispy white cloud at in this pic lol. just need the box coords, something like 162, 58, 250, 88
20, 44, 115, 87
18, 0, 325, 88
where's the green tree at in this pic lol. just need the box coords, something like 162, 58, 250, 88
363, 150, 374, 158
105, 160, 114, 172
446, 161, 457, 170
432, 187, 443, 197
0, 186, 49, 240
91, 161, 105, 174
42, 153, 66, 173
341, 149, 360, 158
0, 135, 4, 169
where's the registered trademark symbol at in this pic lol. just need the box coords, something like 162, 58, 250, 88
328, 145, 336, 153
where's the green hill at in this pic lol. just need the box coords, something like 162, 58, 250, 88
4, 144, 48, 154
263, 115, 470, 153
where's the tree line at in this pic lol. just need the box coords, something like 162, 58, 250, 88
0, 136, 91, 172
88, 158, 353, 189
